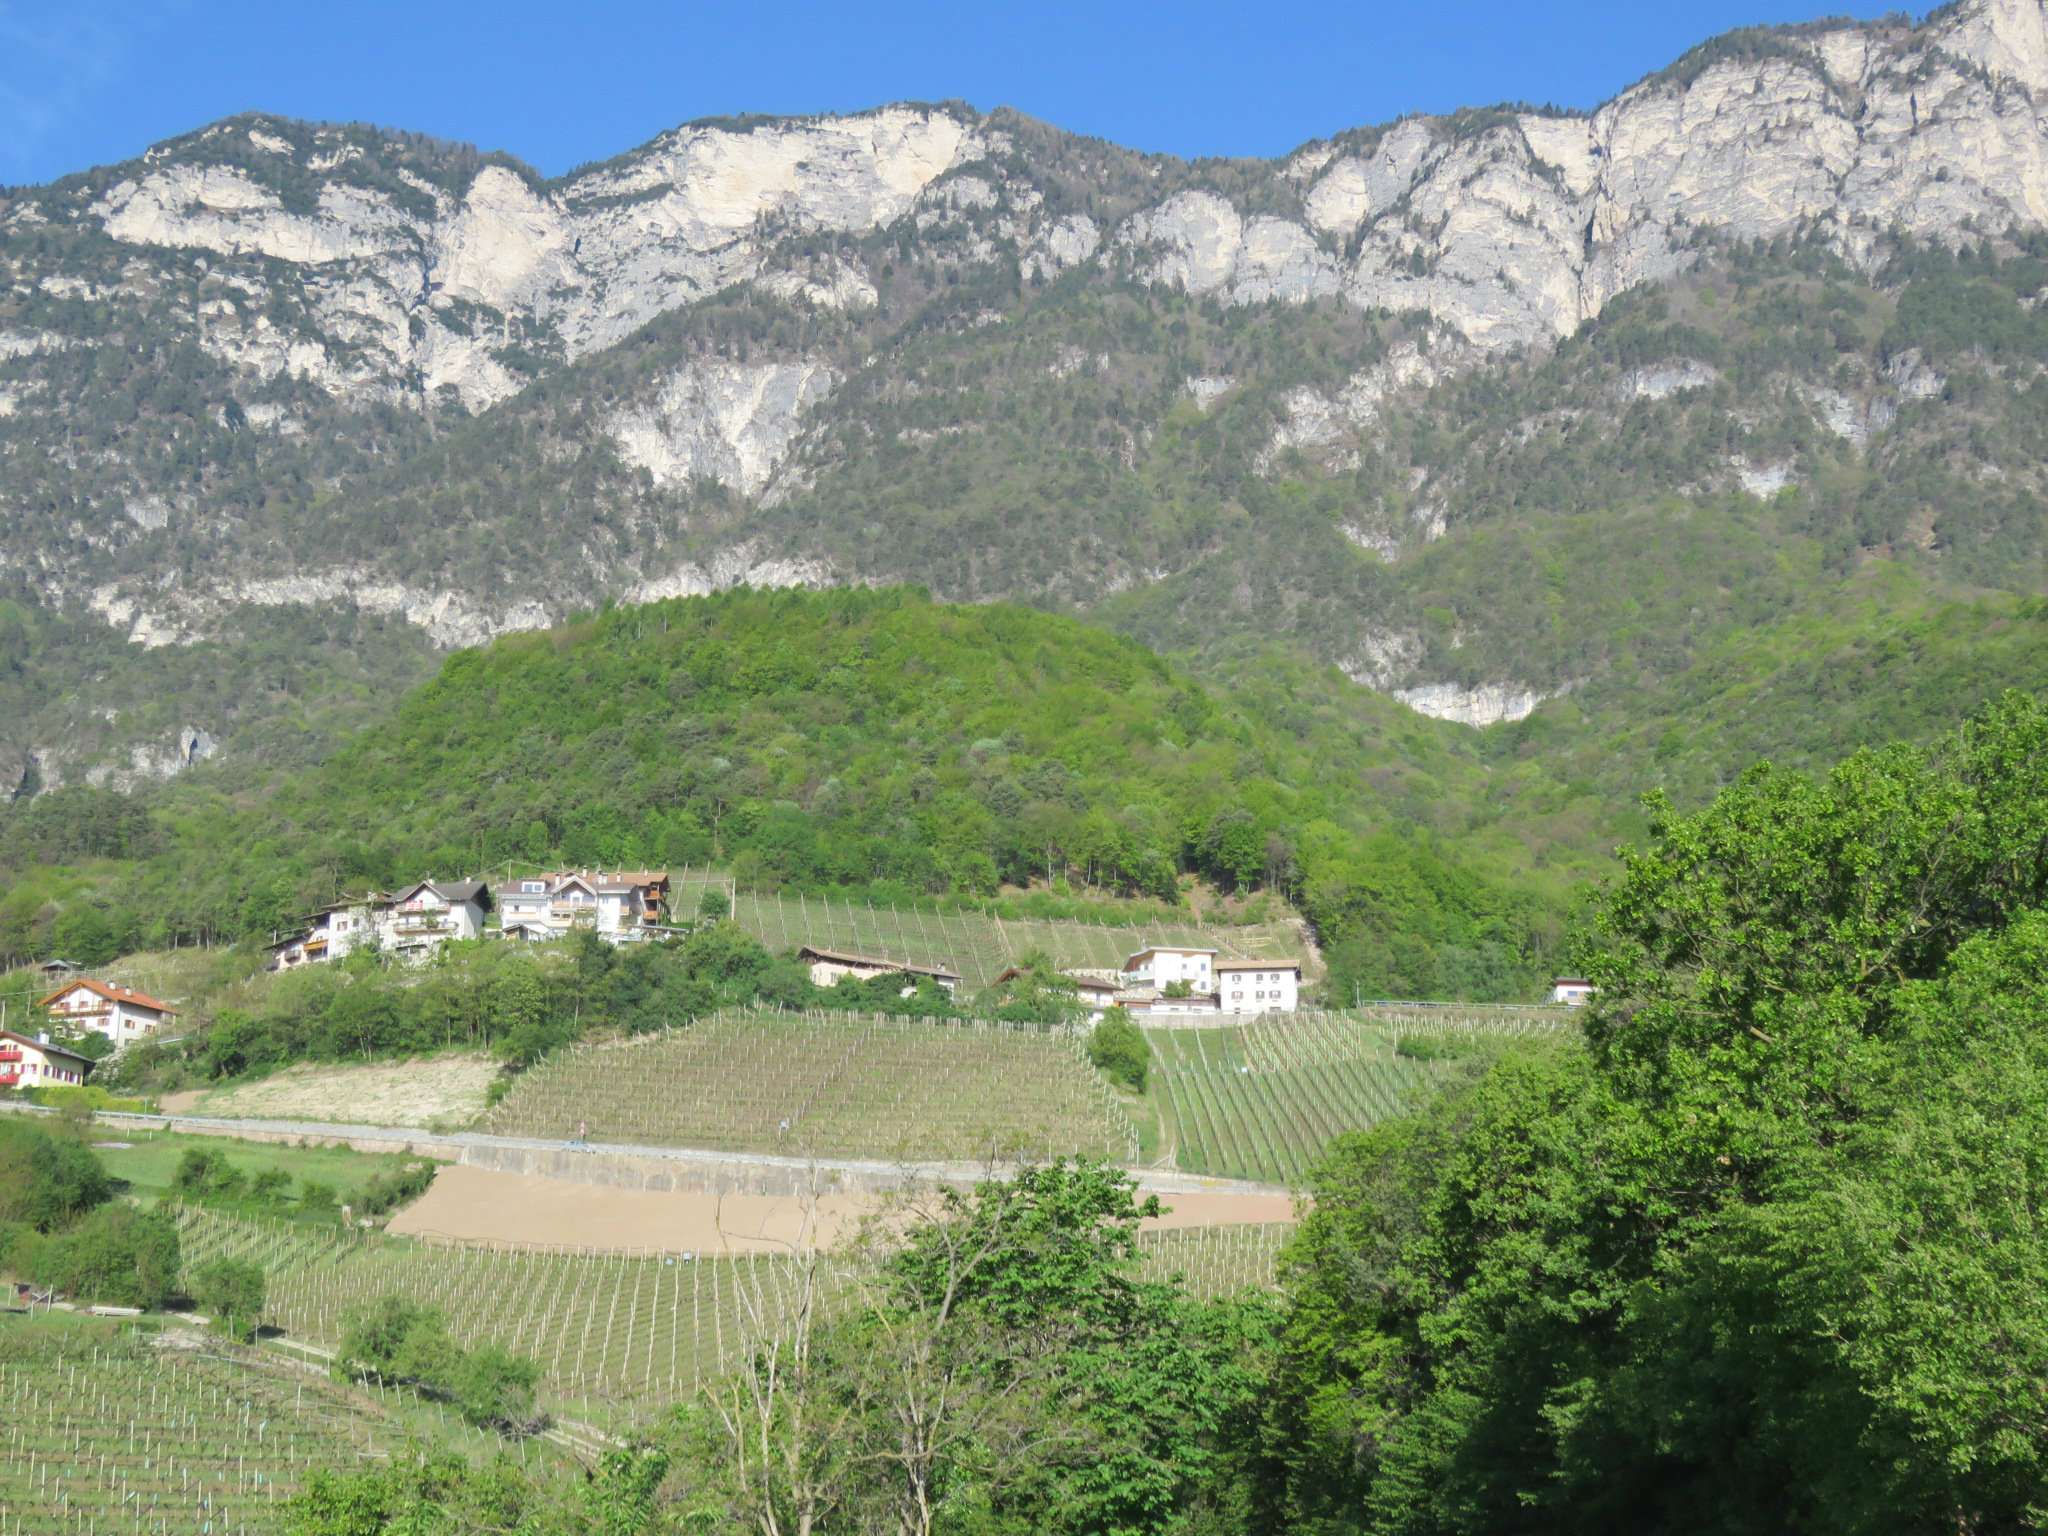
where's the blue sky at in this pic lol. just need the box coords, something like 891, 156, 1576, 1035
3, 1, 1922, 188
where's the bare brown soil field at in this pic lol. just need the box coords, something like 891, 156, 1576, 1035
388, 1165, 1295, 1253
159, 1054, 498, 1129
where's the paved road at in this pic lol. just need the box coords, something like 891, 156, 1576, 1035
0, 1099, 1287, 1198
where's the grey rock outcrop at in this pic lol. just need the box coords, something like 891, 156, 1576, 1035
1394, 683, 1552, 727
609, 358, 837, 498
26, 2, 2048, 412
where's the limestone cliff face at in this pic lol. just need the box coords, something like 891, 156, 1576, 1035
1127, 0, 2048, 351
64, 106, 976, 413
10, 0, 2048, 777
609, 358, 837, 499
31, 0, 2048, 425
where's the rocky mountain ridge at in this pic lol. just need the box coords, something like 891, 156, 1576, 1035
6, 0, 2048, 785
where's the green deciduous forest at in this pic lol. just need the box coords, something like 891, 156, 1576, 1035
4, 587, 1559, 1002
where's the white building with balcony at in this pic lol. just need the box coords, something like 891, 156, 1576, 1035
495, 870, 670, 944
0, 1029, 94, 1088
268, 880, 492, 969
37, 978, 177, 1047
1120, 945, 1217, 993
379, 880, 490, 958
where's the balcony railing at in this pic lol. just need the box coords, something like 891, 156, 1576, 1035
0, 1050, 20, 1063
0, 1072, 19, 1087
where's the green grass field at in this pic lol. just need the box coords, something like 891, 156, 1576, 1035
484, 1007, 1138, 1163
90, 1130, 440, 1227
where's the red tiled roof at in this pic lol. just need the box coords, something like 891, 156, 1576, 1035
37, 978, 176, 1014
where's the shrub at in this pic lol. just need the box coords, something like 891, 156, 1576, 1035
170, 1146, 246, 1202
298, 1180, 339, 1217
0, 1119, 112, 1232
446, 1341, 541, 1432
249, 1168, 292, 1207
35, 1205, 180, 1307
1394, 1033, 1467, 1061
1088, 1015, 1150, 1093
192, 1257, 266, 1342
26, 1083, 147, 1113
350, 1161, 437, 1218
337, 1293, 545, 1434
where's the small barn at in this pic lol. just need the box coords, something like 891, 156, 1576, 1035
798, 946, 961, 994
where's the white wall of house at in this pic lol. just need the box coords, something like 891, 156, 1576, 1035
1127, 992, 1220, 1018
808, 956, 884, 987
1073, 984, 1117, 1022
42, 987, 171, 1046
493, 874, 666, 945
314, 903, 377, 962
807, 956, 958, 993
1124, 947, 1216, 991
1552, 980, 1596, 1006
1217, 964, 1301, 1014
379, 888, 486, 952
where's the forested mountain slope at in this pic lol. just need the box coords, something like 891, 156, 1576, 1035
2, 588, 1557, 998
5, 0, 2048, 791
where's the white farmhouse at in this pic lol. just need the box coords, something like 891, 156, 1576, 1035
0, 1030, 93, 1090
268, 879, 494, 969
38, 978, 177, 1047
991, 966, 1121, 1021
269, 893, 382, 969
1216, 959, 1302, 1014
495, 870, 671, 944
379, 880, 491, 958
1551, 977, 1596, 1006
1121, 945, 1217, 993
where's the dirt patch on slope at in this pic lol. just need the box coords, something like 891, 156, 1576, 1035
176, 1056, 499, 1129
387, 1164, 1293, 1253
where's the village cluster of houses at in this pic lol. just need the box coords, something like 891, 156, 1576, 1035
806, 940, 1308, 1019
267, 870, 674, 969
1, 878, 1598, 1099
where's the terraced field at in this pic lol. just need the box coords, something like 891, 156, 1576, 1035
1149, 1009, 1579, 1184
173, 1207, 846, 1420
1136, 1222, 1292, 1297
173, 1204, 1291, 1428
482, 1008, 1139, 1162
0, 1318, 509, 1535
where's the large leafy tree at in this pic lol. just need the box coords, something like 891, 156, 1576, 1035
1268, 692, 2048, 1535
